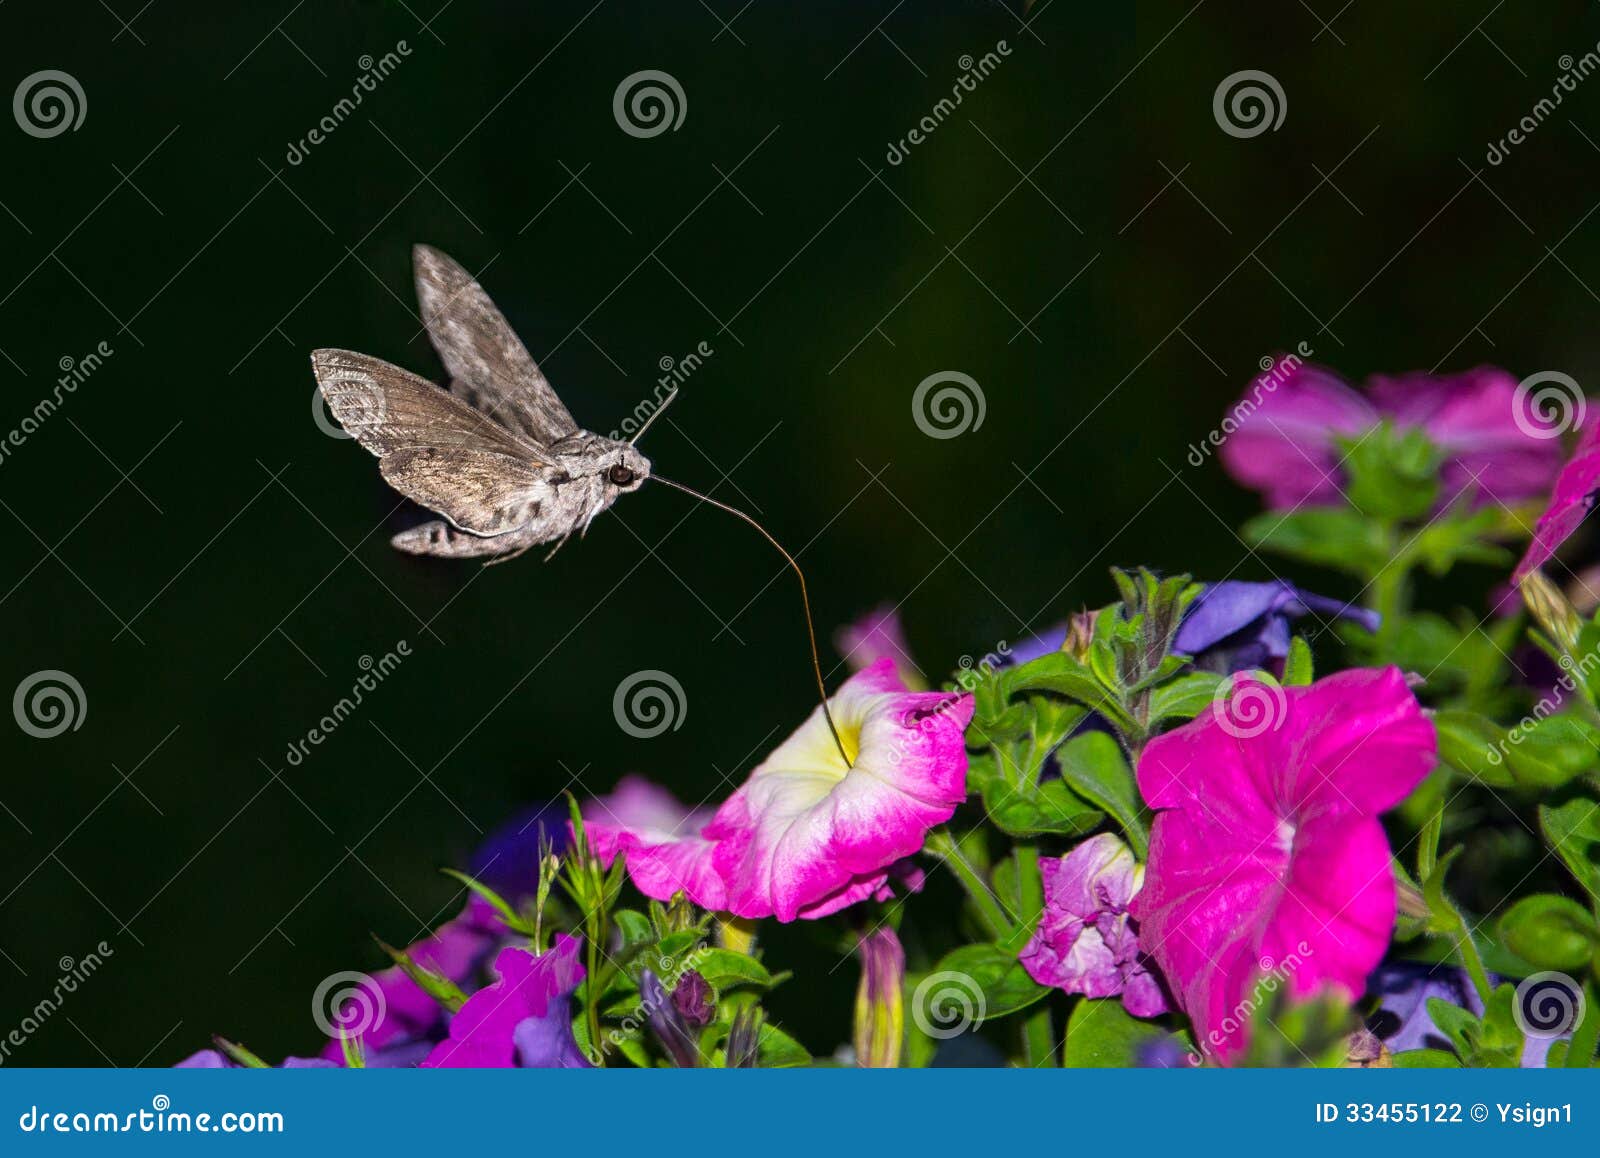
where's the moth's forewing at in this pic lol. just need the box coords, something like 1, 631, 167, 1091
412, 245, 579, 445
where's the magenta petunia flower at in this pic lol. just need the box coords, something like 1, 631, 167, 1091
1019, 834, 1167, 1017
1130, 667, 1435, 1062
834, 603, 925, 688
421, 936, 589, 1068
1218, 363, 1562, 511
1514, 422, 1600, 581
585, 775, 725, 911
707, 659, 973, 922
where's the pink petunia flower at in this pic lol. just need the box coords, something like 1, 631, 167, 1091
1514, 422, 1600, 582
834, 603, 925, 689
1218, 362, 1562, 511
585, 775, 726, 911
588, 661, 968, 922
1130, 667, 1435, 1062
1018, 834, 1167, 1017
707, 658, 972, 921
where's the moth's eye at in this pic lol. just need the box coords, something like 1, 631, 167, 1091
608, 464, 636, 487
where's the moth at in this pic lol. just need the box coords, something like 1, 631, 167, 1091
312, 244, 663, 563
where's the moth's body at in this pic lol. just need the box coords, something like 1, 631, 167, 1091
312, 245, 649, 561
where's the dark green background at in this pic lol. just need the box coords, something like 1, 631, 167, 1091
2, 0, 1598, 1065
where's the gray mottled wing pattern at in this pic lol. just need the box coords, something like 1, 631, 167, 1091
312, 348, 545, 461
412, 244, 580, 445
378, 447, 544, 536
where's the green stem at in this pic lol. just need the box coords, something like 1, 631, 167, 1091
926, 829, 1011, 939
1021, 1005, 1054, 1067
1448, 913, 1494, 1006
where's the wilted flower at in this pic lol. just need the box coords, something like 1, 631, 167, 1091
1132, 667, 1435, 1061
1175, 579, 1379, 673
1018, 834, 1166, 1017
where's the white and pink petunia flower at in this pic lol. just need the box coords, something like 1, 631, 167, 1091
585, 659, 972, 922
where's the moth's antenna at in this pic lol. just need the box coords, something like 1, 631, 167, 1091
651, 474, 850, 767
628, 389, 680, 446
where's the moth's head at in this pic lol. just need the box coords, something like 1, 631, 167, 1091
603, 445, 651, 493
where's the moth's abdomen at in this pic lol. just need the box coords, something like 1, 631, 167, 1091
391, 520, 526, 559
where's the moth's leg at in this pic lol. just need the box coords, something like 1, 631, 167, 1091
481, 539, 537, 567
392, 520, 523, 559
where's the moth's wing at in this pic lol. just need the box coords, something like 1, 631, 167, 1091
379, 447, 545, 536
312, 348, 545, 461
412, 244, 580, 444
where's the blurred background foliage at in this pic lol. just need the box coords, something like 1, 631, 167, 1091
3, 0, 1600, 1063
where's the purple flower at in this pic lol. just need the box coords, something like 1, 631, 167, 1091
175, 1049, 335, 1068
1019, 834, 1167, 1017
1515, 422, 1600, 581
1175, 579, 1380, 674
834, 603, 925, 688
422, 936, 590, 1068
1366, 961, 1555, 1067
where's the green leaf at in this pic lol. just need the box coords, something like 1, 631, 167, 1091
1339, 423, 1441, 522
926, 942, 1048, 1022
1432, 710, 1516, 788
1062, 998, 1182, 1067
1540, 790, 1600, 905
1002, 652, 1134, 732
1145, 671, 1223, 729
1496, 894, 1598, 972
1390, 1048, 1462, 1068
1425, 997, 1479, 1059
756, 1022, 810, 1068
980, 775, 1103, 838
440, 869, 533, 935
1242, 507, 1387, 576
375, 937, 468, 1013
690, 948, 775, 991
1056, 731, 1147, 858
1282, 635, 1314, 687
1504, 716, 1600, 791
